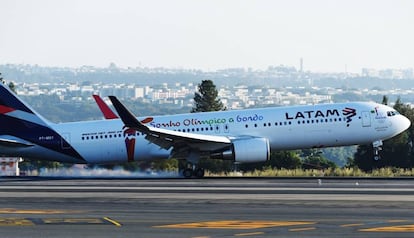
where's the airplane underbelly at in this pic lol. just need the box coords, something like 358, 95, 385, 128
304, 129, 333, 148
79, 139, 170, 164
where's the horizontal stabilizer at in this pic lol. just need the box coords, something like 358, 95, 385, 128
0, 138, 34, 147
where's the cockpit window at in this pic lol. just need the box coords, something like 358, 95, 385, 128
387, 111, 400, 117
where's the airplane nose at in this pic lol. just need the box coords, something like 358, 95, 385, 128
399, 115, 411, 132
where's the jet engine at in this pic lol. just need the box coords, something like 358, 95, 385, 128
211, 137, 270, 163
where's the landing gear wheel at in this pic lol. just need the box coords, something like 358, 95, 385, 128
183, 168, 193, 178
194, 168, 205, 178
372, 140, 383, 161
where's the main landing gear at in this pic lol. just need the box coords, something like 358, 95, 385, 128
180, 151, 205, 178
373, 140, 383, 161
183, 167, 205, 178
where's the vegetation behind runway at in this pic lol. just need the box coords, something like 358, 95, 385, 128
206, 167, 414, 177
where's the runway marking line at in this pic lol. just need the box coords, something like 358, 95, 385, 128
40, 218, 108, 225
388, 220, 409, 223
154, 220, 315, 229
0, 208, 80, 214
0, 218, 34, 226
360, 224, 414, 232
289, 227, 316, 232
0, 217, 121, 226
234, 231, 265, 236
103, 217, 122, 227
341, 223, 364, 227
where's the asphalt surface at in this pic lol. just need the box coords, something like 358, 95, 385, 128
0, 177, 414, 238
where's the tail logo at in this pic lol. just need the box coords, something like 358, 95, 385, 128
122, 117, 153, 162
0, 105, 15, 114
342, 107, 357, 127
124, 128, 137, 162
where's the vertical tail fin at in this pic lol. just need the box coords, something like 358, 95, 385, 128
0, 83, 85, 162
0, 83, 51, 128
92, 94, 119, 119
0, 83, 53, 139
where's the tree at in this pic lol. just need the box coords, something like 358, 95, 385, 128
381, 95, 389, 105
187, 80, 227, 173
270, 151, 302, 169
191, 80, 225, 112
301, 149, 337, 169
8, 81, 16, 93
0, 72, 16, 93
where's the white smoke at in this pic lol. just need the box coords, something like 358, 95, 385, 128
29, 165, 179, 178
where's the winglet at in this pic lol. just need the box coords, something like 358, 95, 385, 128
108, 96, 149, 132
92, 95, 119, 119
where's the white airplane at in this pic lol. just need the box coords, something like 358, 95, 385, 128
0, 83, 410, 178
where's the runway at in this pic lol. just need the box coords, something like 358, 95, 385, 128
0, 177, 414, 238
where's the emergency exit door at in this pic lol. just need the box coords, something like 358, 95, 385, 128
361, 111, 371, 127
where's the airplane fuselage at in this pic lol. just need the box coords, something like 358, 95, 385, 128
1, 101, 409, 164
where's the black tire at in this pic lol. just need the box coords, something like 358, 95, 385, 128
194, 168, 205, 178
183, 168, 193, 178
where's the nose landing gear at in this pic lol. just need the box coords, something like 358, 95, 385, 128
373, 140, 383, 161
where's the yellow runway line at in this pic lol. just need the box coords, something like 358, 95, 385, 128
360, 224, 414, 232
155, 220, 315, 229
103, 217, 122, 227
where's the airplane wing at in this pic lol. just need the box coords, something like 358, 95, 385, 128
108, 96, 232, 155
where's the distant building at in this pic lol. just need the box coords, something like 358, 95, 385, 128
134, 87, 145, 98
0, 157, 22, 176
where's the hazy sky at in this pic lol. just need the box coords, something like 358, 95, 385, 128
1, 0, 413, 72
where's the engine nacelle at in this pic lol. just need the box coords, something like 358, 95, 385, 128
211, 137, 270, 163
